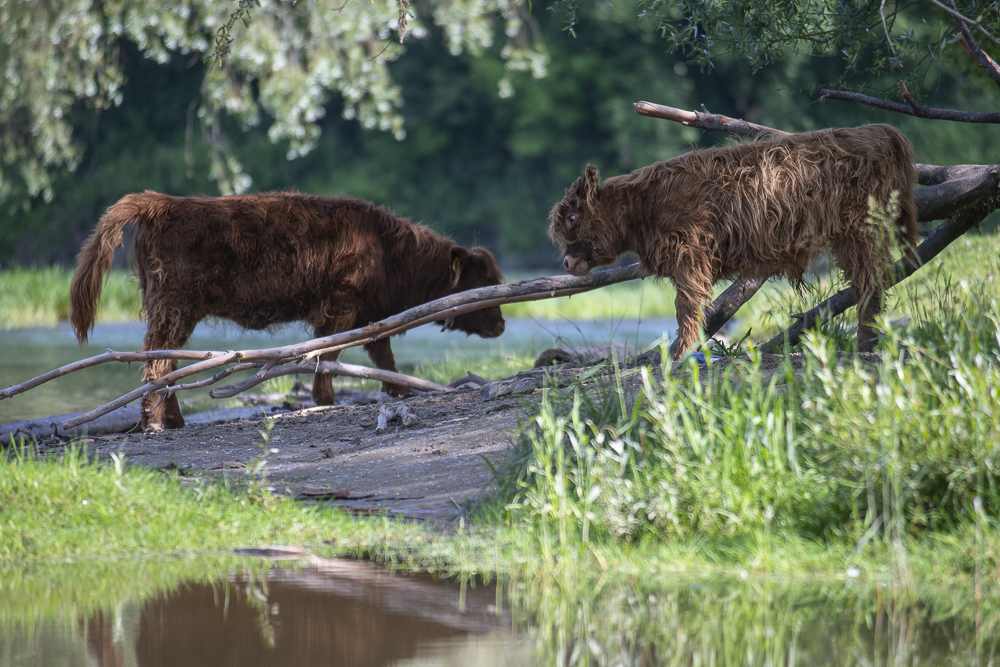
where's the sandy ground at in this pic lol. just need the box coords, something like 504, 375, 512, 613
15, 350, 881, 524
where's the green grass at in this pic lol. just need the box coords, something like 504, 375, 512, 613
502, 277, 679, 319
414, 349, 537, 385
738, 230, 1000, 343
0, 266, 140, 329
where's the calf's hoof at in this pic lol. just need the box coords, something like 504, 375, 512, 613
384, 383, 411, 398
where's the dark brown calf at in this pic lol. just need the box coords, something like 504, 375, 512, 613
549, 124, 918, 357
71, 191, 505, 430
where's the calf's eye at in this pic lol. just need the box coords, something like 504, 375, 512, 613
568, 214, 577, 224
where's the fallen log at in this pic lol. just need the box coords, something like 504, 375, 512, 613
208, 360, 453, 399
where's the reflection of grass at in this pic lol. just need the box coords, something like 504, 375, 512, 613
0, 266, 140, 329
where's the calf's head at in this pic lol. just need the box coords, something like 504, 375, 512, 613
549, 165, 615, 276
438, 245, 506, 338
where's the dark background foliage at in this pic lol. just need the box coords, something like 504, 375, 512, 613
2, 3, 997, 269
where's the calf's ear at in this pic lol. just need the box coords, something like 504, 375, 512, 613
449, 246, 469, 288
571, 164, 601, 211
582, 164, 601, 208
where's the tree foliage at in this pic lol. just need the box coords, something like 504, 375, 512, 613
0, 0, 546, 203
558, 0, 1000, 97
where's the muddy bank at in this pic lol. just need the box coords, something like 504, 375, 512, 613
12, 351, 881, 523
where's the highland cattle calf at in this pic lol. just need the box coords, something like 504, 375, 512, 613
71, 192, 505, 430
549, 124, 919, 357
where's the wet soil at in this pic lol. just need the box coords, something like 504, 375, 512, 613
34, 351, 881, 524
77, 387, 539, 523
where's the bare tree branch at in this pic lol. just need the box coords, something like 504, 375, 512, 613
703, 276, 770, 339
818, 88, 1000, 123
632, 101, 990, 188
927, 0, 1000, 49
957, 33, 1000, 79
633, 101, 789, 139
0, 349, 230, 401
209, 360, 453, 399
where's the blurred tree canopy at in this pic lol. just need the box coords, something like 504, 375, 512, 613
1, 0, 545, 202
1, 0, 997, 267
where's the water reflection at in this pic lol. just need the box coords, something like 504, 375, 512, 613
509, 578, 994, 666
4, 561, 529, 667
2, 562, 995, 666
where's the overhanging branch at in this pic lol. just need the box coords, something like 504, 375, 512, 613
818, 88, 1000, 123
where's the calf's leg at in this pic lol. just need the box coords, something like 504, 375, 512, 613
667, 257, 714, 360
364, 338, 410, 397
139, 315, 198, 430
832, 235, 889, 354
311, 316, 356, 406
311, 349, 341, 406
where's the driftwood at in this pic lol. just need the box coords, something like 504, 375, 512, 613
208, 360, 453, 398
633, 100, 1000, 349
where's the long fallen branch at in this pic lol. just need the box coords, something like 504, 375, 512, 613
0, 264, 642, 401
208, 360, 453, 398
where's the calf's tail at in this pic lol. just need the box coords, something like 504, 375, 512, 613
70, 194, 145, 344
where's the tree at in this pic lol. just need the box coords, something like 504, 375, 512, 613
558, 0, 1000, 115
0, 0, 546, 204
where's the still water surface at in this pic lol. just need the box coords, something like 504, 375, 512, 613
1, 560, 990, 666
0, 317, 676, 422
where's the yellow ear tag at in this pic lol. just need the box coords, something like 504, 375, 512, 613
451, 258, 459, 274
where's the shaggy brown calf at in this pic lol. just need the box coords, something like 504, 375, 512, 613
549, 124, 919, 357
71, 191, 506, 430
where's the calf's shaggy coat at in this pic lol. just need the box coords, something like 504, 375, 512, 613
549, 124, 919, 356
71, 192, 505, 430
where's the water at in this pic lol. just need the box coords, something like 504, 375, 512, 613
1, 561, 990, 666
0, 318, 677, 423
1, 563, 531, 667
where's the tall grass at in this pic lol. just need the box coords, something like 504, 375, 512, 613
742, 230, 1000, 341
0, 266, 140, 329
505, 279, 1000, 568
